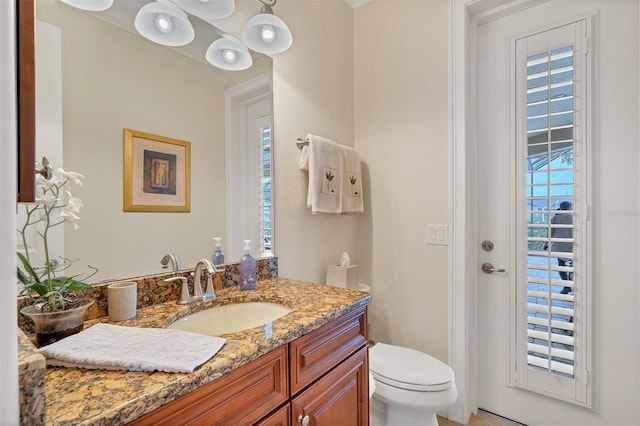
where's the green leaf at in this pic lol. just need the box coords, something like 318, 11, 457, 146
24, 281, 50, 297
50, 276, 92, 292
17, 266, 30, 286
17, 252, 40, 283
42, 157, 49, 167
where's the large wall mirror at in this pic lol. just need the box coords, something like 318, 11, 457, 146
22, 0, 273, 283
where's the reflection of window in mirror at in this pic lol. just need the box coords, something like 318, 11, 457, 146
258, 118, 273, 257
226, 74, 274, 260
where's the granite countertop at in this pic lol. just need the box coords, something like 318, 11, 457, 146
22, 278, 370, 426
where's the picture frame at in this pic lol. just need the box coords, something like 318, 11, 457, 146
123, 129, 191, 212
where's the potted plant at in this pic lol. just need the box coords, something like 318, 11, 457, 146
17, 158, 97, 347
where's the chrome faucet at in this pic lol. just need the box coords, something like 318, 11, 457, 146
163, 259, 219, 305
192, 259, 218, 301
164, 276, 195, 305
160, 253, 180, 271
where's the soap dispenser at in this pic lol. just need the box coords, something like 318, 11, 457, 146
212, 237, 225, 265
239, 240, 256, 290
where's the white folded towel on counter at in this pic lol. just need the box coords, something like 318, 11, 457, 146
38, 323, 226, 373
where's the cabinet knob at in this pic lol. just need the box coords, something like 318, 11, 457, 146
297, 414, 310, 426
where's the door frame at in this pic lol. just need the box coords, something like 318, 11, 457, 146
447, 0, 552, 423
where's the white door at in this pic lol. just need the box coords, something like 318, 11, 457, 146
476, 2, 595, 424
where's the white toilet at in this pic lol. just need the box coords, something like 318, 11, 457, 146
369, 342, 457, 426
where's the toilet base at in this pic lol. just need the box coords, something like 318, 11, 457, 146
370, 396, 439, 426
369, 379, 457, 426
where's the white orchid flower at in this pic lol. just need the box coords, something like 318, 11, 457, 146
64, 190, 84, 214
35, 173, 64, 189
35, 190, 58, 208
57, 168, 85, 186
60, 210, 82, 230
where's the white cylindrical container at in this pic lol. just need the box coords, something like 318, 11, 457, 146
108, 282, 137, 321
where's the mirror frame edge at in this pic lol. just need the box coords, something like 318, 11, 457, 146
16, 0, 36, 203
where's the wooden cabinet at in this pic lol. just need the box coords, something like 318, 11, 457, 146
256, 404, 290, 426
290, 307, 368, 395
128, 306, 368, 426
291, 346, 368, 426
289, 307, 369, 425
130, 346, 288, 426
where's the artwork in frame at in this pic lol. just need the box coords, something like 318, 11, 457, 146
123, 129, 191, 212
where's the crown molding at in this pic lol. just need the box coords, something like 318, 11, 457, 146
344, 0, 371, 9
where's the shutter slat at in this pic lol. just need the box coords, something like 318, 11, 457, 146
527, 315, 575, 331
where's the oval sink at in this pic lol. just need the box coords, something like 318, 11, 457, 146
167, 302, 292, 335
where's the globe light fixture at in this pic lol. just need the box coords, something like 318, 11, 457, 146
173, 0, 235, 20
134, 0, 195, 47
206, 34, 252, 71
59, 0, 114, 12
242, 0, 292, 55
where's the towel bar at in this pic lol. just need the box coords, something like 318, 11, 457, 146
296, 137, 308, 149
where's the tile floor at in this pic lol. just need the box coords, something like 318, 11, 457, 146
438, 410, 524, 426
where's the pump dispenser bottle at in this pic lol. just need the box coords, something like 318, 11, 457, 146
212, 237, 225, 265
239, 240, 256, 290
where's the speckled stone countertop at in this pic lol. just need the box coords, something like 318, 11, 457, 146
26, 278, 370, 425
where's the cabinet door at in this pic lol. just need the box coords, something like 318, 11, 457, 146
256, 404, 290, 426
291, 346, 368, 426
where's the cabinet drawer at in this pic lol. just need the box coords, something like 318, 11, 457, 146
291, 346, 369, 426
289, 306, 367, 395
129, 346, 288, 426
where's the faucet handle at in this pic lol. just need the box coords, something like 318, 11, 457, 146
165, 277, 189, 304
204, 274, 216, 298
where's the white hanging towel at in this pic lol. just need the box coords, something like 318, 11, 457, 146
302, 134, 343, 214
340, 145, 364, 213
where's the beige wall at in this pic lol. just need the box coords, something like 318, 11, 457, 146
354, 0, 450, 362
36, 0, 270, 281
272, 0, 357, 283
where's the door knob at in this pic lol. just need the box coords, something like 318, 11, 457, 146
297, 414, 310, 426
481, 262, 506, 274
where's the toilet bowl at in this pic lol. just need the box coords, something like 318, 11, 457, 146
369, 342, 457, 426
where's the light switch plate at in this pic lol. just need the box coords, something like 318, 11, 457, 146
427, 224, 448, 246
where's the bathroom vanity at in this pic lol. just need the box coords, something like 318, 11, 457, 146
18, 278, 371, 425
130, 306, 369, 425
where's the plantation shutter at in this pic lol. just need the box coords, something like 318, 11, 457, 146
515, 18, 591, 405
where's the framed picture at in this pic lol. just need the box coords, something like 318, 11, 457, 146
123, 129, 191, 212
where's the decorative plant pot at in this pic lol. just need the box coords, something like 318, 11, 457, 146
20, 299, 94, 347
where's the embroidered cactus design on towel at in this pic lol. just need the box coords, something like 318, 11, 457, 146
347, 173, 361, 197
349, 175, 359, 195
322, 167, 338, 195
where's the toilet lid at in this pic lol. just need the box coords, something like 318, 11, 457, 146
369, 343, 454, 392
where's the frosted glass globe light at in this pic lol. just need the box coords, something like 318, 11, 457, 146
223, 49, 237, 63
155, 14, 173, 33
260, 25, 275, 43
173, 0, 235, 19
206, 35, 252, 71
242, 12, 292, 54
134, 0, 194, 47
59, 0, 113, 12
